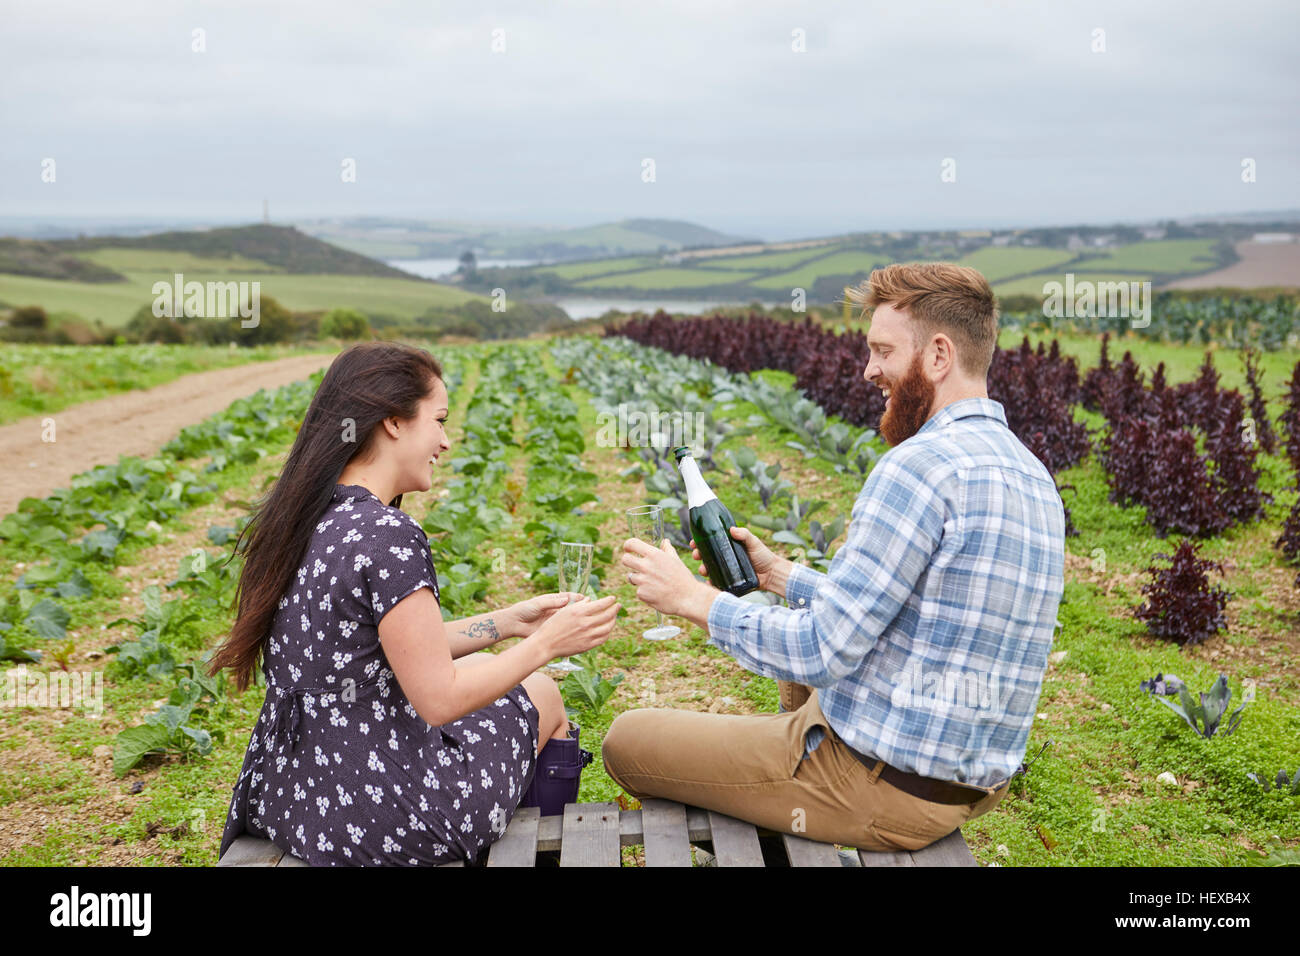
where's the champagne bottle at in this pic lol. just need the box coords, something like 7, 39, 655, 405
673, 446, 759, 596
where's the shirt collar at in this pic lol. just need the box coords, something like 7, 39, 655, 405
916, 397, 1008, 437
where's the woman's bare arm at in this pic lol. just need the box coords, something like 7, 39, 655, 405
379, 588, 619, 726
443, 610, 512, 657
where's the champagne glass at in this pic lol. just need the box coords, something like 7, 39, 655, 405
550, 541, 594, 673
624, 506, 682, 641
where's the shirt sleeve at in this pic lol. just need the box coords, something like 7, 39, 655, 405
358, 510, 442, 627
705, 451, 950, 686
784, 561, 823, 609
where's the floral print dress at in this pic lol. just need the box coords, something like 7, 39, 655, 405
219, 484, 540, 865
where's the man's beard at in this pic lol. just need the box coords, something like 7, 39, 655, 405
878, 353, 936, 447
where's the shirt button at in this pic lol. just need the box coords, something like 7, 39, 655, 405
798, 598, 807, 606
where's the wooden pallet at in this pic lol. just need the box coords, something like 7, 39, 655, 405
217, 799, 978, 867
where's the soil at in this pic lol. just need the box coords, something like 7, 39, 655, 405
0, 353, 333, 518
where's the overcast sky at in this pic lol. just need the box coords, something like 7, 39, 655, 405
2, 0, 1297, 240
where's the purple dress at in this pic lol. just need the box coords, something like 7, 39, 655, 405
219, 483, 540, 866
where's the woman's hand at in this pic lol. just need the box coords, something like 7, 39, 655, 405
508, 592, 584, 638
689, 526, 784, 593
530, 595, 620, 661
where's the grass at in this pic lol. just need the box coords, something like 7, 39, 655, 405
536, 256, 659, 281
577, 268, 758, 290
77, 248, 286, 275
750, 250, 883, 289
698, 244, 846, 272
0, 342, 330, 424
1083, 239, 1223, 275
1, 333, 1297, 866
993, 273, 1154, 298
0, 269, 484, 327
955, 246, 1081, 282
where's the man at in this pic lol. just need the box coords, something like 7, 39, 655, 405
610, 262, 1066, 851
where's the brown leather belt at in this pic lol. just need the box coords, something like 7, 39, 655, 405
844, 745, 1004, 806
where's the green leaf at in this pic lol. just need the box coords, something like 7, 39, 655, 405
1156, 692, 1203, 736
23, 598, 70, 640
179, 725, 213, 755
0, 636, 41, 662
54, 568, 94, 599
1201, 675, 1230, 735
207, 525, 238, 545
141, 585, 164, 621
15, 564, 61, 589
145, 702, 192, 735
113, 724, 172, 777
81, 528, 124, 561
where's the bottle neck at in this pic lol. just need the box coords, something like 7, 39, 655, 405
677, 455, 717, 508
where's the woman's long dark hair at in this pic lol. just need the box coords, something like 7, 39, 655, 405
208, 342, 443, 692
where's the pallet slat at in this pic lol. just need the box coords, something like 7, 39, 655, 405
216, 835, 287, 867
909, 829, 977, 867
559, 802, 621, 867
535, 806, 711, 851
487, 806, 541, 867
781, 833, 843, 867
706, 811, 765, 867
215, 805, 974, 868
859, 847, 916, 867
641, 799, 691, 867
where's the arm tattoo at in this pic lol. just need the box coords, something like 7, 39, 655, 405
465, 617, 500, 642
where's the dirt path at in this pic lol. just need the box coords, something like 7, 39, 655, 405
0, 352, 334, 518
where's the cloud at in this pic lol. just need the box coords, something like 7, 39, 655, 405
1, 0, 1296, 236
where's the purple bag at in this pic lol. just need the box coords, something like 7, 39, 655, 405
518, 720, 593, 817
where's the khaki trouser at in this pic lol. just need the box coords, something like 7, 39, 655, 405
601, 680, 1009, 852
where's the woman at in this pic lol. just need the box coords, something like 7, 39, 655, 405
210, 342, 619, 865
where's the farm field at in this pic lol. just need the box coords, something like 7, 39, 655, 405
954, 246, 1082, 282
1083, 239, 1221, 275
749, 250, 883, 289
536, 256, 660, 281
0, 262, 483, 327
576, 267, 759, 290
0, 327, 1296, 867
701, 245, 845, 272
485, 238, 1247, 304
0, 343, 329, 425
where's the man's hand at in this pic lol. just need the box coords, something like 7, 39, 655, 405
690, 526, 789, 595
621, 537, 717, 623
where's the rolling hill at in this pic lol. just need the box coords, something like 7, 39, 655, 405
298, 216, 756, 261
0, 225, 483, 326
56, 224, 419, 279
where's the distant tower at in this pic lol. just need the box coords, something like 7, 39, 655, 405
262, 199, 269, 224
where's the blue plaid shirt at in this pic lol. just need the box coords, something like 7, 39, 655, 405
706, 397, 1065, 788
